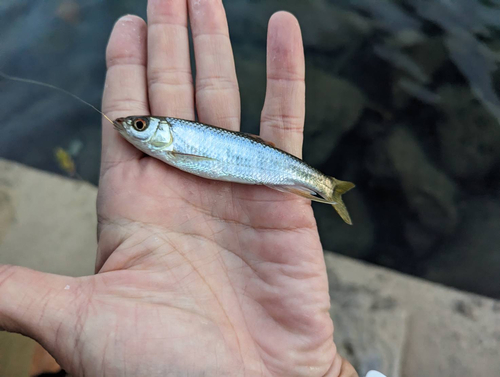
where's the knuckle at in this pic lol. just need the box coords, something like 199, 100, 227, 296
196, 75, 238, 93
260, 112, 304, 133
103, 98, 149, 118
148, 67, 193, 88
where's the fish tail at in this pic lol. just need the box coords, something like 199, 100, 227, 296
330, 178, 355, 225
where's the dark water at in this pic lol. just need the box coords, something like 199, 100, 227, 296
1, 0, 500, 298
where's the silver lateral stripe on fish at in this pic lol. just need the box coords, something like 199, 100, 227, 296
115, 116, 355, 224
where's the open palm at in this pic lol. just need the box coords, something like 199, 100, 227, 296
0, 1, 356, 376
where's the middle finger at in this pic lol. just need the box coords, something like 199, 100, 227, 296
189, 0, 240, 131
147, 0, 194, 120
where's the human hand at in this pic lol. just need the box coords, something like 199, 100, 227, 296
0, 1, 357, 376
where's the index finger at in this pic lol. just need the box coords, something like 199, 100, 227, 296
101, 15, 150, 175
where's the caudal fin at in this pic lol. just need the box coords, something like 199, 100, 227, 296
331, 178, 355, 225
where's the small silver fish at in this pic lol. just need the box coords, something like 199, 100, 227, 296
0, 72, 355, 222
115, 116, 355, 224
0, 71, 354, 225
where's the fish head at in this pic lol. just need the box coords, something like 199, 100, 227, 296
114, 116, 173, 151
114, 116, 157, 141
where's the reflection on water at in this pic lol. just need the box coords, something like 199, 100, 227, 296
1, 0, 499, 298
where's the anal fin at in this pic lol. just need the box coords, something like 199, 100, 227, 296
266, 185, 334, 204
268, 179, 355, 226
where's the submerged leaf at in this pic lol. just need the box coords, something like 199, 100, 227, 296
54, 147, 76, 176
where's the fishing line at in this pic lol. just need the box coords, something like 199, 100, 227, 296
0, 70, 116, 126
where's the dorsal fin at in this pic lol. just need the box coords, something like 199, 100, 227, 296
242, 133, 276, 147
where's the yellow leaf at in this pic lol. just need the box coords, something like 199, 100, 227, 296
54, 147, 76, 175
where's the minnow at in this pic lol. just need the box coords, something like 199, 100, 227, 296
0, 71, 355, 224
115, 116, 355, 224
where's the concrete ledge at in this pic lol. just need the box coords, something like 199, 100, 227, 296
325, 252, 500, 376
0, 158, 97, 276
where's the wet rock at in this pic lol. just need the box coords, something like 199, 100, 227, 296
74, 128, 101, 185
424, 197, 500, 298
366, 127, 458, 237
395, 78, 440, 107
233, 44, 267, 134
304, 67, 366, 165
406, 37, 448, 79
351, 0, 421, 36
226, 0, 372, 51
404, 220, 440, 256
413, 0, 493, 37
444, 32, 500, 123
56, 0, 81, 25
374, 45, 429, 83
390, 37, 446, 109
314, 189, 374, 259
436, 86, 500, 180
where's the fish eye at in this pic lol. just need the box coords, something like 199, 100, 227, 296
133, 118, 148, 131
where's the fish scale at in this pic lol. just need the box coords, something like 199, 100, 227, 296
168, 118, 312, 185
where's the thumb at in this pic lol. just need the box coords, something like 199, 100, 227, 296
0, 265, 85, 353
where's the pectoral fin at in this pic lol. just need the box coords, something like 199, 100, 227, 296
168, 151, 215, 162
